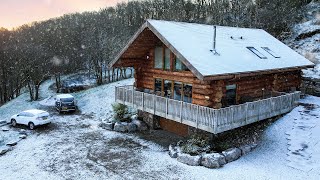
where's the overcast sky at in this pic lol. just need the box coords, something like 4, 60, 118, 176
0, 0, 125, 29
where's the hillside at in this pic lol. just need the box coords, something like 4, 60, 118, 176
285, 1, 320, 79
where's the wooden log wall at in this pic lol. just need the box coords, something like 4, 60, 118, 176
117, 37, 303, 109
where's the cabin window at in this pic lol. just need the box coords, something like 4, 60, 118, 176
174, 82, 183, 101
174, 57, 188, 71
261, 47, 280, 58
155, 78, 162, 96
154, 47, 163, 69
247, 47, 267, 59
164, 48, 171, 70
183, 84, 193, 103
225, 84, 237, 106
164, 80, 173, 98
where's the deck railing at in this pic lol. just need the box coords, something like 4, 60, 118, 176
115, 86, 300, 134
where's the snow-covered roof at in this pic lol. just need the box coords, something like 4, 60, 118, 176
111, 20, 314, 80
56, 94, 74, 99
24, 109, 48, 115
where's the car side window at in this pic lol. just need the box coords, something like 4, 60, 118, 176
25, 113, 34, 117
18, 112, 25, 116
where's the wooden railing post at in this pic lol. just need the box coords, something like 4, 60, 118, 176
153, 95, 156, 114
142, 93, 144, 111
196, 106, 199, 129
180, 101, 183, 123
165, 98, 168, 118
132, 90, 134, 108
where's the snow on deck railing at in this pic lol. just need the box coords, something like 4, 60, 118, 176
115, 86, 300, 134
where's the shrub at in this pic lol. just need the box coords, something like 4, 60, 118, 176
180, 134, 211, 155
112, 103, 128, 121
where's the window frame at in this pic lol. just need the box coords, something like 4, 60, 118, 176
261, 47, 280, 58
173, 54, 189, 72
247, 47, 267, 59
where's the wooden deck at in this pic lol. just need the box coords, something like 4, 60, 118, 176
115, 86, 300, 134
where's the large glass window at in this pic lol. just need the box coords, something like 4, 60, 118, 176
183, 84, 193, 103
164, 48, 171, 70
154, 47, 163, 69
155, 78, 162, 96
164, 80, 172, 98
174, 82, 183, 101
174, 57, 188, 71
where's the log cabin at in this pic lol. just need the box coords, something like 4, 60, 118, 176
110, 20, 314, 137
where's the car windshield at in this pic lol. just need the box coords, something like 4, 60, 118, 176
61, 98, 74, 102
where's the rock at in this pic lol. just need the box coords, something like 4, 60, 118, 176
239, 145, 252, 155
19, 129, 27, 135
222, 148, 242, 163
132, 119, 148, 131
177, 153, 202, 166
0, 146, 12, 156
169, 144, 178, 158
250, 143, 258, 150
1, 127, 9, 131
127, 123, 137, 132
6, 139, 20, 146
100, 122, 114, 131
201, 153, 226, 168
19, 135, 27, 139
114, 122, 128, 133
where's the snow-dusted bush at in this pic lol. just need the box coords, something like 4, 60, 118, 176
112, 103, 129, 122
180, 134, 211, 155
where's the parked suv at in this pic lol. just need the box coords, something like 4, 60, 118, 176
55, 94, 77, 113
8, 109, 51, 130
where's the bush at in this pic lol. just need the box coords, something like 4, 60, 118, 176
112, 103, 129, 122
180, 134, 211, 155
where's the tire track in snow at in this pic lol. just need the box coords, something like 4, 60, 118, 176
286, 104, 320, 172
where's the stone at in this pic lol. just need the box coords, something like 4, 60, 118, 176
132, 119, 148, 131
6, 139, 20, 146
222, 148, 242, 163
201, 153, 226, 168
239, 145, 252, 155
114, 122, 128, 133
19, 129, 27, 135
0, 146, 12, 155
127, 123, 137, 133
19, 135, 27, 139
100, 122, 114, 131
250, 143, 258, 150
177, 153, 202, 166
1, 127, 9, 131
168, 144, 178, 158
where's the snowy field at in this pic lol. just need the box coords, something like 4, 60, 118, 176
1, 78, 320, 180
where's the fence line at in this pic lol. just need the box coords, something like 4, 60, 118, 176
115, 86, 300, 134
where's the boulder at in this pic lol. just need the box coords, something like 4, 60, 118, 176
168, 144, 178, 158
250, 143, 258, 150
100, 122, 114, 131
6, 139, 20, 146
201, 153, 226, 168
177, 153, 202, 166
19, 129, 27, 135
127, 123, 137, 133
222, 148, 242, 163
0, 146, 12, 156
114, 122, 128, 133
19, 135, 27, 139
239, 145, 252, 155
132, 119, 148, 131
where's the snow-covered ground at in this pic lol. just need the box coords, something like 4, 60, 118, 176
1, 78, 320, 180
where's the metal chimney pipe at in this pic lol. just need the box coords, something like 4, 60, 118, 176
213, 25, 216, 52
211, 25, 220, 55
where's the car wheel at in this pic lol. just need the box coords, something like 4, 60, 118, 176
28, 122, 35, 130
11, 119, 17, 127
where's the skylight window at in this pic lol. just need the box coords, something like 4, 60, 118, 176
247, 47, 267, 59
261, 47, 280, 58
